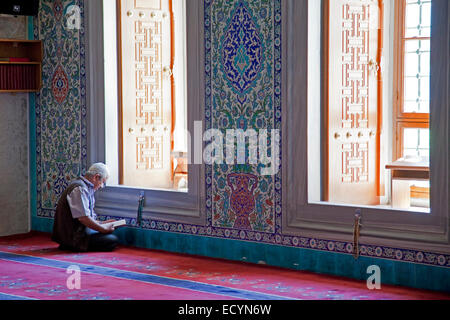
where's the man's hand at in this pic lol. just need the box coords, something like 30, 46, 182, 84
101, 223, 115, 234
78, 216, 114, 234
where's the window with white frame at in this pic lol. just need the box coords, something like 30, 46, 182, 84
283, 0, 448, 246
94, 0, 204, 221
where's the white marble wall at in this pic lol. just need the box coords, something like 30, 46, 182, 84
0, 14, 30, 236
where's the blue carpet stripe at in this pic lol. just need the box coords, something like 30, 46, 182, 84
0, 292, 34, 300
0, 251, 293, 300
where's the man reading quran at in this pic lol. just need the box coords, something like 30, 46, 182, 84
52, 163, 120, 252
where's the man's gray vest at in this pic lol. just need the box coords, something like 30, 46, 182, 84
51, 178, 90, 252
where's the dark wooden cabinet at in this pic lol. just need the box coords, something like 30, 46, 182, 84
0, 39, 43, 92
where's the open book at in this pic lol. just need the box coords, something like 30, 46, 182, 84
102, 219, 127, 229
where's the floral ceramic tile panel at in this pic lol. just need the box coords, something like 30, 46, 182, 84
35, 0, 87, 217
206, 0, 282, 234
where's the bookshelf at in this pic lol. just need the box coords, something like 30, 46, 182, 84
0, 39, 43, 92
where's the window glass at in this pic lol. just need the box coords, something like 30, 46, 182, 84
403, 1, 431, 114
403, 128, 429, 157
405, 0, 431, 38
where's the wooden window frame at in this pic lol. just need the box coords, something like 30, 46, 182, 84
393, 0, 430, 160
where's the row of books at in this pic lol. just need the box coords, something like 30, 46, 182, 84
0, 65, 37, 90
0, 57, 32, 62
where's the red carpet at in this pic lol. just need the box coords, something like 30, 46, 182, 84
0, 232, 449, 300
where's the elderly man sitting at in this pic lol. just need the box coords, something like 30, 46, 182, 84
52, 163, 119, 252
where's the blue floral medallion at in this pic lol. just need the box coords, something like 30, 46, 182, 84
221, 0, 263, 95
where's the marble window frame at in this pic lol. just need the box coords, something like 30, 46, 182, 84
85, 0, 206, 226
282, 0, 450, 253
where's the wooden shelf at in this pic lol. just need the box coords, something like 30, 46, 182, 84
0, 89, 39, 93
385, 157, 429, 172
0, 39, 42, 43
0, 39, 43, 92
0, 39, 43, 61
386, 156, 430, 209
